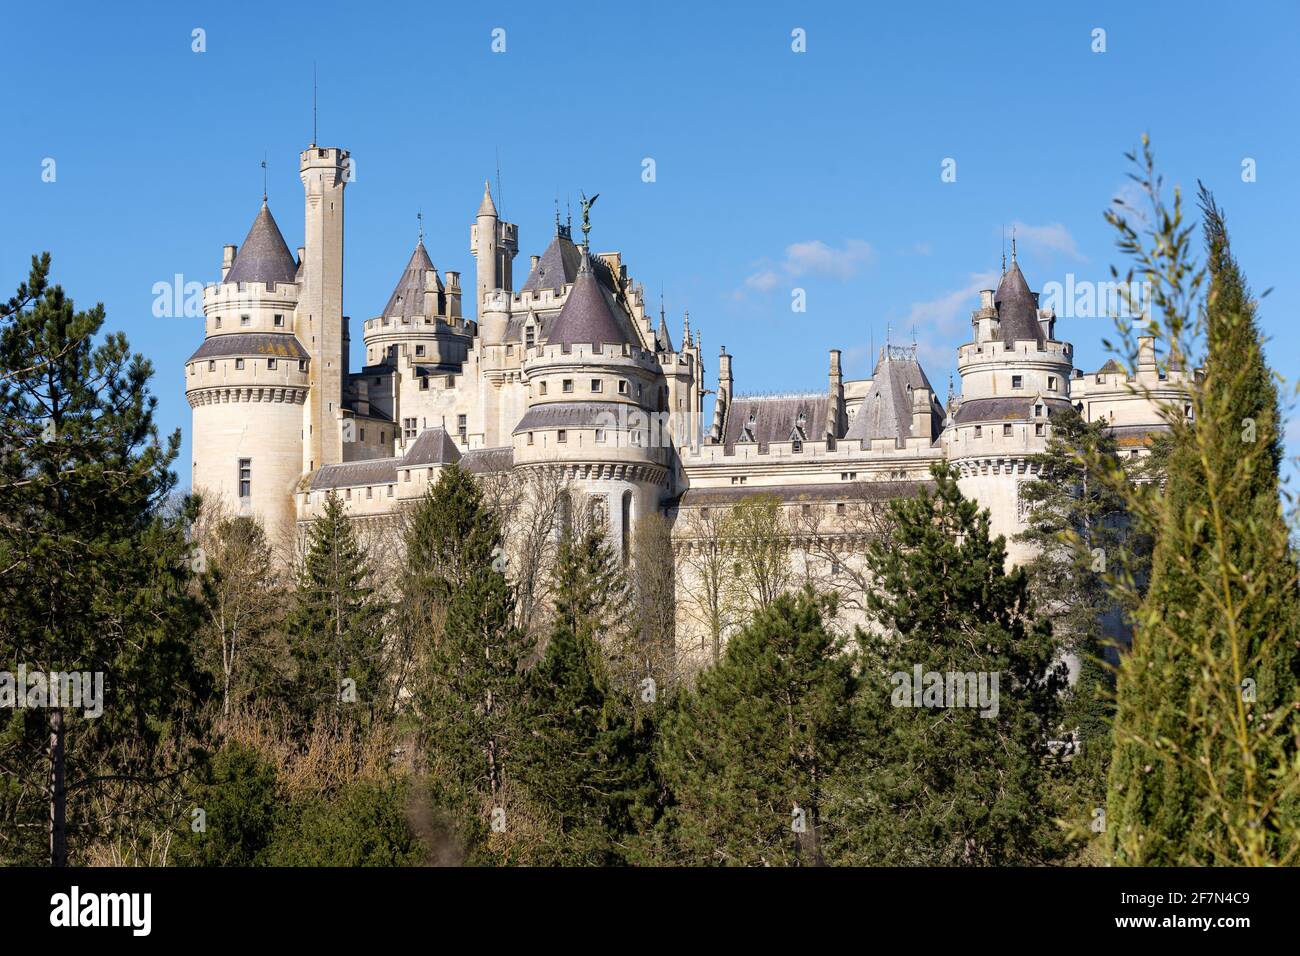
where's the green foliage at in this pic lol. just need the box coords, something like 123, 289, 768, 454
172, 743, 279, 867
268, 779, 422, 866
1104, 147, 1300, 864
516, 530, 656, 864
0, 253, 209, 864
410, 465, 530, 860
838, 463, 1066, 865
659, 589, 857, 865
286, 492, 388, 737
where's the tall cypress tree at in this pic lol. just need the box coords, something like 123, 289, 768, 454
0, 254, 209, 865
839, 463, 1066, 865
659, 589, 857, 866
1105, 172, 1300, 864
287, 491, 387, 738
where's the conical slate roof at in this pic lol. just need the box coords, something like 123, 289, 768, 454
544, 251, 634, 350
994, 260, 1044, 345
845, 347, 941, 445
521, 229, 583, 293
656, 311, 675, 353
477, 179, 497, 217
382, 240, 437, 318
226, 203, 297, 286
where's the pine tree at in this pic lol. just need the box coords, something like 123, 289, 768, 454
517, 530, 653, 863
1104, 154, 1300, 864
286, 491, 387, 738
0, 254, 209, 865
409, 464, 530, 859
838, 463, 1066, 865
659, 589, 857, 866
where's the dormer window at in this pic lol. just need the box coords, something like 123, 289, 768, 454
525, 326, 536, 349
1034, 404, 1043, 417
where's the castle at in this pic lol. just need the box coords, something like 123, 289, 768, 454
187, 141, 1187, 663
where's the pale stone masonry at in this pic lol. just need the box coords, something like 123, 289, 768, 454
186, 141, 1188, 663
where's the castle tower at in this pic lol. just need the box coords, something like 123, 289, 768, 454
470, 180, 518, 341
298, 144, 349, 472
189, 201, 307, 538
944, 256, 1074, 563
513, 248, 670, 563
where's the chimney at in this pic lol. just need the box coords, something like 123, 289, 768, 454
1137, 335, 1156, 370
222, 244, 236, 281
445, 271, 462, 319
826, 348, 844, 447
530, 254, 540, 272
911, 386, 934, 441
710, 346, 733, 444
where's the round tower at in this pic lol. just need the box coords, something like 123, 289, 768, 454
187, 201, 307, 538
513, 249, 670, 563
942, 258, 1075, 564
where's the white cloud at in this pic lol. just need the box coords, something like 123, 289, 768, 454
903, 271, 998, 367
738, 239, 876, 296
1009, 221, 1086, 262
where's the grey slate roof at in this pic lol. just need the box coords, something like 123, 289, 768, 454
187, 333, 309, 363
512, 401, 628, 434
462, 447, 514, 474
382, 240, 437, 319
994, 261, 1044, 345
309, 459, 398, 490
402, 426, 461, 466
677, 479, 932, 508
656, 312, 675, 353
952, 396, 1074, 424
225, 204, 298, 287
844, 349, 942, 445
520, 231, 583, 293
723, 394, 829, 452
542, 251, 635, 351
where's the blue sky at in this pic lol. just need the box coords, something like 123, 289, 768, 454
3, 0, 1298, 487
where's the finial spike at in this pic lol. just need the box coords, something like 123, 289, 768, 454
261, 152, 267, 204
1011, 225, 1017, 263
312, 62, 318, 147
417, 210, 423, 243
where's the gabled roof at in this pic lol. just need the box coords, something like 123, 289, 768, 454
994, 261, 1044, 345
542, 250, 635, 351
845, 347, 941, 445
225, 203, 298, 287
382, 240, 438, 319
723, 394, 828, 452
520, 230, 584, 293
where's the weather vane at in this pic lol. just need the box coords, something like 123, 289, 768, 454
261, 152, 267, 203
417, 210, 423, 243
578, 191, 599, 248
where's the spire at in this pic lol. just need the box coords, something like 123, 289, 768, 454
546, 247, 633, 350
994, 258, 1044, 345
382, 239, 437, 319
656, 292, 674, 353
478, 178, 497, 217
225, 203, 297, 286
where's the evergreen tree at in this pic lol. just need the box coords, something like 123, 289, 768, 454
0, 254, 209, 865
286, 491, 387, 738
171, 743, 280, 867
410, 464, 530, 859
1104, 155, 1300, 864
659, 589, 857, 866
839, 463, 1066, 865
517, 529, 655, 864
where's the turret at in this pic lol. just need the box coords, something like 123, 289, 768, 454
470, 180, 518, 320
298, 144, 350, 473
189, 200, 307, 540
